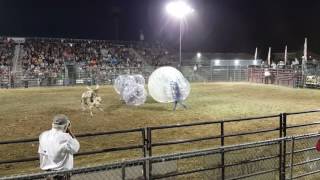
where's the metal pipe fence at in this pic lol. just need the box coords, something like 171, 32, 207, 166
1, 133, 320, 180
0, 128, 145, 165
248, 66, 303, 88
1, 110, 320, 176
1, 65, 251, 88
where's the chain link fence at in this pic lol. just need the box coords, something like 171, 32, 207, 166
2, 133, 320, 180
286, 134, 320, 180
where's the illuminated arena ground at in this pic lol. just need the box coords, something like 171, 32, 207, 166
1, 82, 320, 176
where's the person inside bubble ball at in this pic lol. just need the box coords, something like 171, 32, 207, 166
170, 81, 187, 111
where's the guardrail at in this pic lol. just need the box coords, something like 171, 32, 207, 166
1, 110, 320, 176
1, 133, 320, 180
0, 128, 145, 165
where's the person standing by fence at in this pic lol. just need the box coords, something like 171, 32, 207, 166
38, 114, 80, 180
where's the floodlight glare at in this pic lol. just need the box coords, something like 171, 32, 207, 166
214, 59, 220, 66
253, 60, 257, 65
197, 52, 201, 58
166, 1, 194, 19
234, 60, 239, 66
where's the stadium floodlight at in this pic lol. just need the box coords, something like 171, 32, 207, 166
166, 1, 194, 68
197, 52, 201, 58
234, 60, 239, 66
166, 1, 194, 19
214, 59, 220, 66
253, 60, 257, 65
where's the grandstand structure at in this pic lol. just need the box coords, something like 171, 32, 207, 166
0, 36, 316, 88
0, 37, 176, 87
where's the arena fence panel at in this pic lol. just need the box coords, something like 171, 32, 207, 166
3, 65, 256, 88
2, 110, 320, 178
248, 66, 303, 88
1, 133, 320, 180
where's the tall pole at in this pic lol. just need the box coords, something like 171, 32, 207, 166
179, 20, 182, 68
302, 38, 307, 83
267, 47, 271, 66
284, 45, 287, 65
304, 38, 307, 61
254, 47, 258, 60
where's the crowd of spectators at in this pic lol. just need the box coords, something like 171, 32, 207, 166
20, 38, 173, 80
0, 39, 14, 83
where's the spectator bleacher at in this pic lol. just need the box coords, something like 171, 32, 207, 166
0, 39, 14, 87
19, 38, 173, 81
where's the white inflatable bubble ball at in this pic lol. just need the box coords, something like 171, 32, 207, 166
122, 84, 147, 106
148, 66, 190, 103
114, 75, 136, 94
132, 74, 145, 85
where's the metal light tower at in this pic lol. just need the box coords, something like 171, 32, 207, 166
166, 1, 194, 67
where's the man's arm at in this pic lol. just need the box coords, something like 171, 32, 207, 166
65, 127, 80, 154
66, 127, 75, 138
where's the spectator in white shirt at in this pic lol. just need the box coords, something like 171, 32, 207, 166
38, 114, 80, 179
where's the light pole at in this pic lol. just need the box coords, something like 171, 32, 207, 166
166, 1, 194, 68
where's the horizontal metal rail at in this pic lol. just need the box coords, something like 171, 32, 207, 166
151, 127, 279, 147
0, 144, 144, 165
149, 114, 280, 130
150, 138, 284, 163
0, 137, 38, 145
292, 133, 320, 140
224, 127, 279, 138
76, 128, 144, 138
0, 128, 144, 145
292, 147, 315, 154
291, 157, 320, 168
286, 109, 320, 116
152, 135, 220, 147
224, 154, 279, 168
226, 168, 279, 180
291, 169, 320, 179
151, 166, 219, 179
286, 121, 320, 129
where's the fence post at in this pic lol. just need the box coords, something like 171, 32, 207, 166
146, 127, 152, 179
290, 136, 295, 180
220, 121, 225, 180
121, 163, 126, 180
282, 113, 287, 180
142, 128, 147, 180
147, 128, 152, 157
279, 113, 283, 180
282, 113, 287, 137
279, 113, 283, 139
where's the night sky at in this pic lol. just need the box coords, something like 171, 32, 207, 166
0, 0, 320, 55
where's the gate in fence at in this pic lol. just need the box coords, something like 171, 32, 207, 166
248, 66, 303, 88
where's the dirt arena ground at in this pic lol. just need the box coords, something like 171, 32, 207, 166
1, 82, 320, 176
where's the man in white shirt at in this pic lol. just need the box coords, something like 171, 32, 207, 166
38, 114, 80, 180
